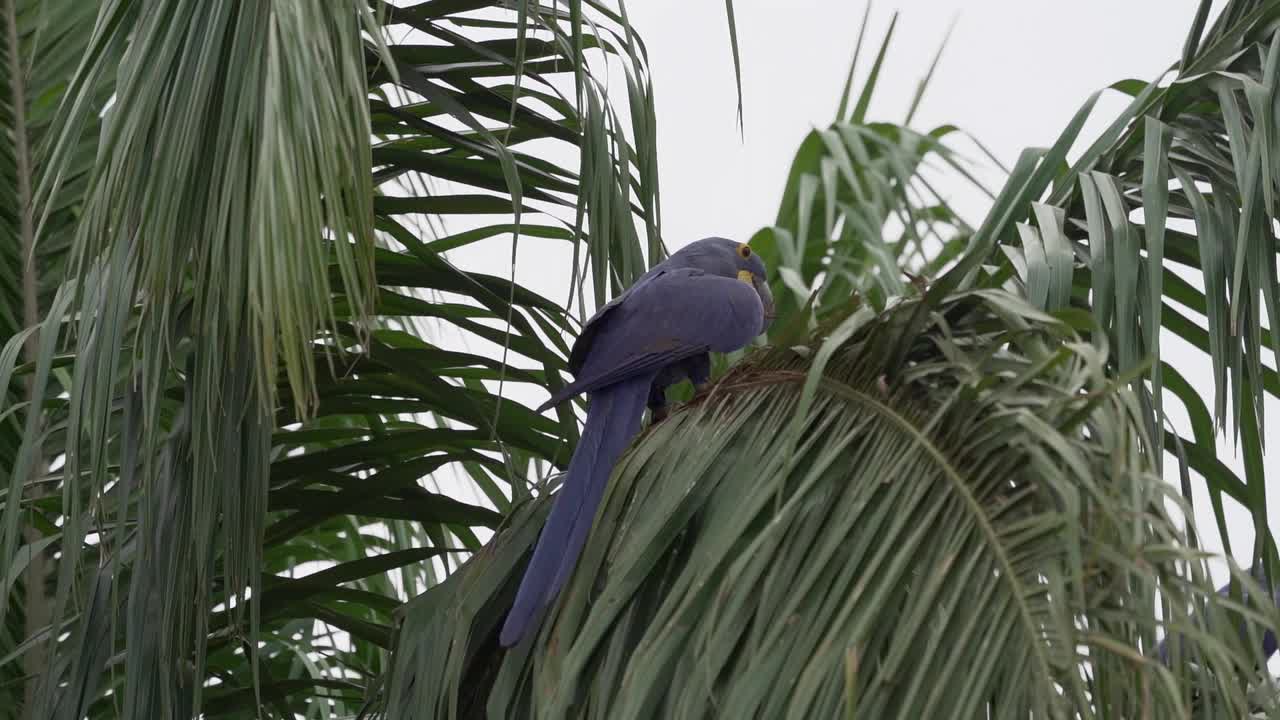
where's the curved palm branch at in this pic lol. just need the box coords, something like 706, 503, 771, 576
381, 291, 1280, 719
0, 1, 661, 718
753, 0, 1280, 647
922, 0, 1280, 572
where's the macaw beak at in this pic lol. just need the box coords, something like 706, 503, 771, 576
754, 275, 775, 333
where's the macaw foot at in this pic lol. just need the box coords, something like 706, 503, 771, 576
904, 271, 930, 294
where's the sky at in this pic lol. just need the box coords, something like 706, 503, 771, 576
429, 1, 1279, 582
624, 0, 1203, 242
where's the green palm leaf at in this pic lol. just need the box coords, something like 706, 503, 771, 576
933, 0, 1280, 574
382, 291, 1280, 719
751, 16, 984, 326
1, 1, 663, 718
0, 0, 112, 714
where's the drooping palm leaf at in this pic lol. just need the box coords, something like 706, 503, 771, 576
920, 0, 1280, 575
381, 290, 1280, 719
22, 4, 389, 716
1, 1, 663, 718
378, 4, 1280, 717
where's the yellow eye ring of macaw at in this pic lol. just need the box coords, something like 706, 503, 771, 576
737, 243, 754, 285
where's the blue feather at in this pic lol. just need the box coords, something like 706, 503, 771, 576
499, 375, 652, 647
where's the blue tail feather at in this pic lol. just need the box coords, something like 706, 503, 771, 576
499, 376, 651, 647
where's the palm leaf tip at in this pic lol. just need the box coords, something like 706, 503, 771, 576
378, 290, 1280, 719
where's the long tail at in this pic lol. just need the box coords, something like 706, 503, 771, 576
500, 376, 651, 647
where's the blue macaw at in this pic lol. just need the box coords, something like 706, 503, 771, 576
499, 237, 774, 647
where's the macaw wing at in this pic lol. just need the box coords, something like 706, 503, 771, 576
566, 266, 666, 374
539, 269, 763, 411
540, 347, 707, 412
567, 293, 627, 376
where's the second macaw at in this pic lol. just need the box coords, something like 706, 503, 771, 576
499, 237, 774, 647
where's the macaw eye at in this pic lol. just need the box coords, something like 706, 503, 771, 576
737, 244, 752, 259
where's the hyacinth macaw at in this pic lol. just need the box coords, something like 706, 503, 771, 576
499, 237, 775, 647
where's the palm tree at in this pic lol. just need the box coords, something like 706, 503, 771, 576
0, 2, 1277, 720
2, 1, 659, 717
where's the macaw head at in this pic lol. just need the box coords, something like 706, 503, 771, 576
668, 237, 776, 332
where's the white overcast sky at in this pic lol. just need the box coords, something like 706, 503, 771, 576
624, 0, 1201, 241
431, 1, 1277, 580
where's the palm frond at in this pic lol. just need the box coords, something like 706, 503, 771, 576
0, 0, 110, 715
382, 290, 1280, 719
1, 1, 663, 717
752, 16, 984, 327
758, 0, 1280, 607
921, 0, 1280, 573
24, 4, 385, 715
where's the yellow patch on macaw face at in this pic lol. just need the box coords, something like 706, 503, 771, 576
737, 269, 754, 285
737, 243, 752, 259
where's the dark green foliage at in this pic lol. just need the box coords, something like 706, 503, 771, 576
0, 1, 660, 717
